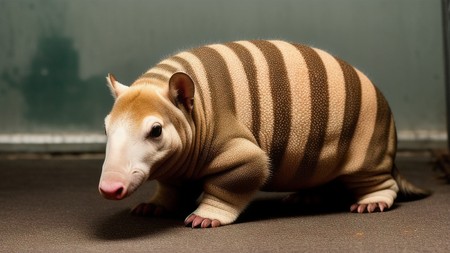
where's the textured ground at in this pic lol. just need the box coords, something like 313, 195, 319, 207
0, 152, 449, 252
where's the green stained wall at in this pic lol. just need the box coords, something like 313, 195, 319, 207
0, 0, 447, 151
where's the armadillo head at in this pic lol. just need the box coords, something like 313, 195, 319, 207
99, 72, 195, 200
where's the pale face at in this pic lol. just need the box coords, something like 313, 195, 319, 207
99, 87, 183, 200
98, 73, 194, 200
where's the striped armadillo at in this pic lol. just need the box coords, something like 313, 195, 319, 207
99, 40, 429, 228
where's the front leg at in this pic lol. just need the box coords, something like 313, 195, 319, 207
185, 138, 270, 228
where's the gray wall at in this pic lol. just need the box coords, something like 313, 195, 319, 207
0, 0, 447, 151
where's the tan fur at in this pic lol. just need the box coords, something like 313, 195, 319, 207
100, 40, 429, 228
109, 87, 163, 130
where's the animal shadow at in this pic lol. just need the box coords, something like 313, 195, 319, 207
237, 182, 355, 223
93, 181, 393, 235
93, 210, 183, 240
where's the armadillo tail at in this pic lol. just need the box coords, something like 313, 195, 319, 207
393, 164, 431, 201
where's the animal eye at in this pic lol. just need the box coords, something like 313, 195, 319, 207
148, 123, 162, 138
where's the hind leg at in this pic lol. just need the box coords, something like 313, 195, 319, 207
341, 173, 399, 213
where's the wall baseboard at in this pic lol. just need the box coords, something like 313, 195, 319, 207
0, 131, 447, 153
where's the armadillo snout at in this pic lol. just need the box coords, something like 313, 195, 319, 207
99, 181, 127, 200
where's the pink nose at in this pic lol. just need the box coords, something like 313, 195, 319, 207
99, 181, 127, 200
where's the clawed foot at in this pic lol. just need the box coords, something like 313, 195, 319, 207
131, 203, 167, 217
184, 214, 221, 228
350, 202, 388, 213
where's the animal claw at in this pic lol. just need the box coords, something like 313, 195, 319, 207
350, 202, 389, 213
184, 214, 221, 228
378, 202, 388, 212
367, 203, 377, 213
357, 204, 367, 213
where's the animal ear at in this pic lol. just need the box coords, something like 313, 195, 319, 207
106, 73, 129, 99
168, 72, 195, 113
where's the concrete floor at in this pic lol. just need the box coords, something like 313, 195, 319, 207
0, 152, 449, 252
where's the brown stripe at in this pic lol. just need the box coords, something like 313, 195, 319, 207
225, 42, 261, 142
169, 55, 206, 179
293, 44, 329, 177
363, 86, 392, 168
139, 72, 169, 83
189, 46, 237, 118
335, 58, 362, 166
156, 63, 178, 73
251, 40, 292, 171
170, 56, 205, 107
